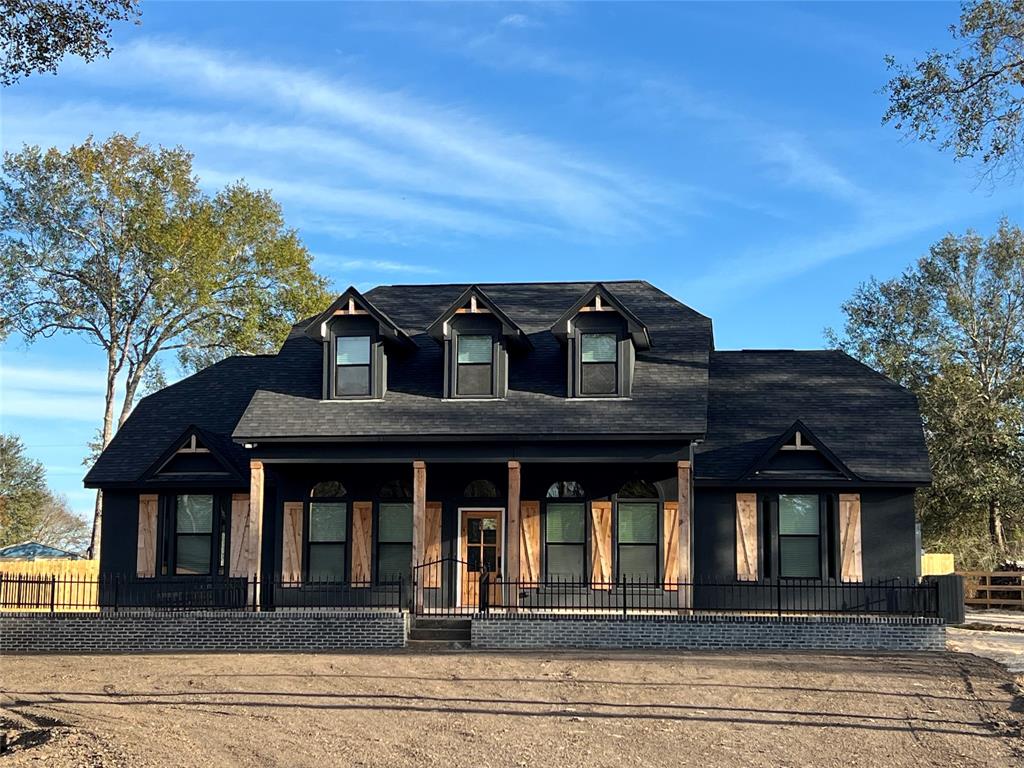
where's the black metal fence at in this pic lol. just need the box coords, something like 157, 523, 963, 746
411, 558, 940, 618
0, 573, 404, 613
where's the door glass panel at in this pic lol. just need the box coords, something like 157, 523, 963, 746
483, 548, 497, 572
467, 548, 481, 572
467, 517, 482, 544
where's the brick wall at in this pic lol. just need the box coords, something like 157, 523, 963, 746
472, 615, 945, 652
0, 611, 407, 654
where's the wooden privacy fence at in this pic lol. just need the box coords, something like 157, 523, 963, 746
0, 559, 99, 612
959, 571, 1024, 610
921, 553, 955, 576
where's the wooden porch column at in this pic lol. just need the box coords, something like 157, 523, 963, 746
506, 461, 521, 610
677, 459, 693, 611
249, 460, 265, 608
412, 460, 426, 613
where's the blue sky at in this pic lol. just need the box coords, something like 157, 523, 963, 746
2, 1, 1022, 521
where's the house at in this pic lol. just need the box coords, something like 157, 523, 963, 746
0, 542, 84, 561
85, 280, 930, 614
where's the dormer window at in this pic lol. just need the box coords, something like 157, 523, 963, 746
335, 335, 371, 397
456, 333, 495, 397
551, 283, 651, 400
426, 285, 531, 400
580, 332, 619, 395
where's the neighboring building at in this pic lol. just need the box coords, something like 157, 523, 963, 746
0, 541, 83, 561
85, 281, 930, 611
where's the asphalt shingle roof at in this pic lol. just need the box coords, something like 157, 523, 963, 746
696, 350, 931, 484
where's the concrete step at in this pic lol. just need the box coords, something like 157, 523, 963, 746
412, 618, 471, 630
408, 626, 471, 642
405, 639, 471, 651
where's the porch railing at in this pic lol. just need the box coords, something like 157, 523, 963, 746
411, 558, 940, 618
0, 573, 404, 613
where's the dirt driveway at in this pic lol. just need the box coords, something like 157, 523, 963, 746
1, 650, 1021, 767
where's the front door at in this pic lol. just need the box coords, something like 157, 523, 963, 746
459, 509, 503, 609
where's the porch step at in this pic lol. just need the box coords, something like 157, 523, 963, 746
408, 626, 471, 642
412, 618, 471, 631
405, 639, 471, 651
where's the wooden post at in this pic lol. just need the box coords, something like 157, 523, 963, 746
249, 460, 264, 609
677, 459, 693, 611
413, 460, 427, 614
506, 460, 521, 610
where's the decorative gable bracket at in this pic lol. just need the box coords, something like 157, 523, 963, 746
551, 283, 651, 350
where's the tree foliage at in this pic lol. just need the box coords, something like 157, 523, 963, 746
882, 0, 1024, 180
0, 134, 333, 556
0, 0, 140, 86
828, 221, 1024, 568
0, 433, 49, 546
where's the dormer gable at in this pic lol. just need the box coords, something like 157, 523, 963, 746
745, 420, 856, 481
551, 283, 651, 350
303, 286, 412, 347
144, 426, 241, 481
425, 285, 532, 350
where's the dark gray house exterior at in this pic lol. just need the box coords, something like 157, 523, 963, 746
85, 281, 930, 613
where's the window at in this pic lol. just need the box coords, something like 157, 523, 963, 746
456, 334, 493, 396
311, 481, 346, 498
617, 502, 658, 580
546, 502, 585, 580
335, 336, 371, 397
308, 502, 347, 581
463, 479, 499, 498
377, 502, 413, 585
778, 494, 821, 578
174, 494, 214, 575
379, 478, 413, 500
546, 480, 585, 498
580, 333, 618, 395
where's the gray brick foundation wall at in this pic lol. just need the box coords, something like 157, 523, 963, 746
0, 611, 408, 654
472, 615, 945, 652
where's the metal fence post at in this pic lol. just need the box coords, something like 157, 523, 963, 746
479, 570, 489, 614
113, 576, 119, 613
50, 575, 56, 613
621, 575, 627, 617
776, 578, 782, 619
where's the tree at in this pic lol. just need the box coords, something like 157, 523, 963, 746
882, 0, 1024, 180
29, 494, 91, 554
0, 0, 140, 86
828, 221, 1024, 568
0, 433, 48, 546
0, 134, 333, 558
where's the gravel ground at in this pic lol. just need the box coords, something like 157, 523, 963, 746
1, 650, 1021, 767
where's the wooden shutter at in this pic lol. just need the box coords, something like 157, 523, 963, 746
351, 501, 373, 584
662, 501, 679, 590
229, 493, 251, 578
735, 493, 759, 582
282, 502, 304, 585
423, 501, 442, 587
520, 500, 541, 586
136, 494, 158, 577
590, 500, 613, 588
839, 493, 863, 583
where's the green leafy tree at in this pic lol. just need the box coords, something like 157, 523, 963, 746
0, 0, 141, 86
0, 134, 333, 557
883, 0, 1024, 180
0, 434, 49, 547
828, 221, 1024, 568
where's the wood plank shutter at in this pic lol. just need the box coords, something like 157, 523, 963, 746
839, 493, 863, 583
136, 494, 158, 577
520, 500, 541, 586
351, 501, 373, 583
590, 500, 612, 588
229, 493, 251, 578
735, 493, 759, 582
282, 502, 304, 585
423, 501, 442, 587
662, 501, 679, 590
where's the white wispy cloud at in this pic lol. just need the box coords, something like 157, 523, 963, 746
316, 256, 440, 275
33, 39, 683, 238
0, 391, 106, 422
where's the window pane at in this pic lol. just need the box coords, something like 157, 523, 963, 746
378, 543, 411, 583
175, 535, 211, 575
546, 544, 584, 579
581, 333, 617, 363
308, 544, 346, 581
337, 365, 370, 396
177, 495, 213, 533
546, 503, 585, 543
457, 334, 492, 364
310, 502, 347, 542
618, 502, 658, 543
619, 545, 657, 580
546, 480, 585, 498
457, 363, 492, 395
779, 495, 820, 535
780, 537, 820, 578
337, 336, 370, 365
379, 503, 413, 542
582, 362, 616, 394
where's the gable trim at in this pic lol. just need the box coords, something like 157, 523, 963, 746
743, 420, 858, 482
303, 286, 413, 347
552, 283, 651, 350
143, 425, 244, 482
425, 285, 532, 349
